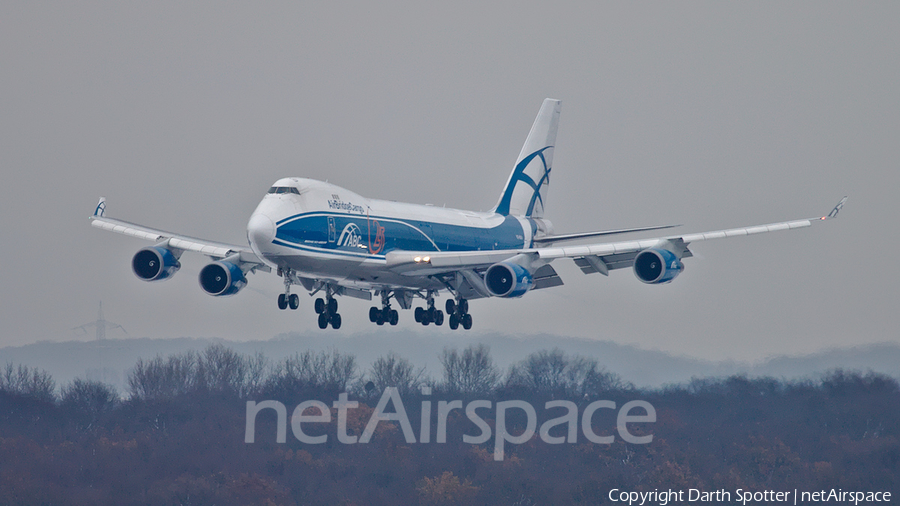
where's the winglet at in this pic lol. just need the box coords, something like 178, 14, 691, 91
94, 197, 106, 217
821, 196, 848, 220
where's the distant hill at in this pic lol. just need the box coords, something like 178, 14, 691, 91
1, 331, 897, 394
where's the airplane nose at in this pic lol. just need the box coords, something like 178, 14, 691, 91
247, 212, 276, 251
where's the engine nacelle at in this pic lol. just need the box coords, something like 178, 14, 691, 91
633, 248, 683, 284
132, 246, 181, 282
199, 261, 247, 297
485, 261, 534, 298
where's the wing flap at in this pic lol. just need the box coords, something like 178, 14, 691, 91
532, 264, 564, 289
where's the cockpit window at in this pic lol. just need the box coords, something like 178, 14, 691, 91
268, 186, 300, 195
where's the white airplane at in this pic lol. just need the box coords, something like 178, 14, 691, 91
90, 99, 846, 330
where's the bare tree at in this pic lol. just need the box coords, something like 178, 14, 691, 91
440, 345, 499, 396
264, 349, 357, 399
0, 363, 56, 402
506, 349, 568, 392
506, 349, 628, 396
369, 353, 426, 396
321, 349, 357, 391
243, 351, 269, 397
61, 378, 118, 415
127, 346, 272, 400
127, 352, 198, 401
197, 344, 249, 395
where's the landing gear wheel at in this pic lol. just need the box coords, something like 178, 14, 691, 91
317, 313, 328, 329
331, 313, 342, 330
328, 298, 338, 314
277, 294, 288, 310
434, 310, 444, 326
445, 299, 456, 315
315, 298, 325, 314
449, 313, 459, 330
289, 294, 299, 310
369, 307, 379, 322
414, 307, 424, 323
459, 299, 468, 315
375, 311, 385, 325
389, 309, 399, 326
462, 313, 473, 330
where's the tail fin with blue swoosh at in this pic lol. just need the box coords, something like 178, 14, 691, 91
493, 98, 561, 218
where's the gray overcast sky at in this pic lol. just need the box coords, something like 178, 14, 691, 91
0, 2, 896, 361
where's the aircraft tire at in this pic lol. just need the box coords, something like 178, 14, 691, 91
434, 310, 444, 326
445, 299, 455, 314
317, 312, 328, 329
462, 313, 473, 330
315, 298, 325, 314
328, 298, 338, 314
277, 294, 288, 310
459, 299, 468, 315
414, 307, 424, 323
449, 313, 459, 330
369, 307, 379, 322
332, 313, 342, 329
289, 294, 299, 310
390, 309, 399, 325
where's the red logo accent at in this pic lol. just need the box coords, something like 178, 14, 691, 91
368, 220, 385, 255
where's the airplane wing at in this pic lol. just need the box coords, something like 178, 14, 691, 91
89, 197, 267, 266
386, 197, 847, 282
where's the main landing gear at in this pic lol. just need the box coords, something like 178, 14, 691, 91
314, 289, 341, 329
414, 292, 445, 326
369, 291, 399, 326
445, 297, 472, 330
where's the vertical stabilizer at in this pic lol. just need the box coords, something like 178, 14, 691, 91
493, 99, 561, 218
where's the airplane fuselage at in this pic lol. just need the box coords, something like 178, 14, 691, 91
247, 177, 553, 291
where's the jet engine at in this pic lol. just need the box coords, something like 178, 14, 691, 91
485, 261, 534, 298
199, 261, 247, 296
132, 246, 181, 281
633, 248, 683, 284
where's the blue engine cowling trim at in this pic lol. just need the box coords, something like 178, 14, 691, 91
132, 246, 181, 282
199, 261, 247, 296
485, 261, 534, 298
633, 248, 683, 284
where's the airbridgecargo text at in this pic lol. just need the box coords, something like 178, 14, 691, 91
327, 199, 365, 214
244, 387, 656, 461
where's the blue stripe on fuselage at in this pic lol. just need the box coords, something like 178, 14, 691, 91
273, 212, 525, 258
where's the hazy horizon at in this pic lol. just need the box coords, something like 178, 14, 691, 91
4, 330, 899, 395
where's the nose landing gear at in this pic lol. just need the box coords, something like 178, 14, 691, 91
277, 269, 300, 310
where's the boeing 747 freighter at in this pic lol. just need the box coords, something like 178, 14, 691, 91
90, 99, 846, 329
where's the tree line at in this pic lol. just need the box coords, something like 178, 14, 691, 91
0, 344, 897, 505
